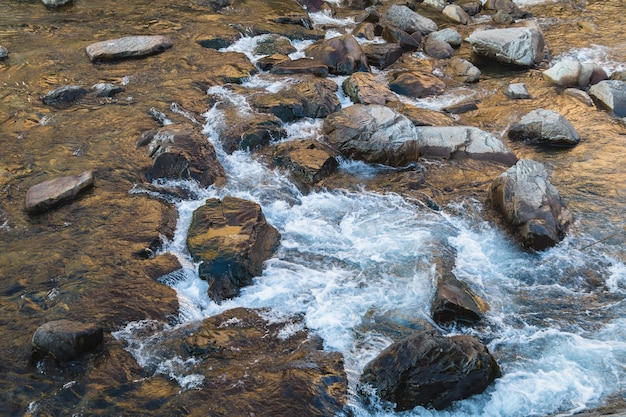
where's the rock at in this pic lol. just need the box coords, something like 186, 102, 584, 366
296, 0, 324, 12
305, 34, 368, 75
467, 26, 545, 68
610, 71, 626, 82
492, 10, 514, 25
424, 36, 455, 59
271, 139, 340, 185
389, 71, 446, 98
542, 58, 582, 87
508, 108, 581, 147
416, 126, 517, 165
25, 170, 94, 214
197, 34, 237, 50
588, 80, 626, 117
442, 5, 472, 25
269, 57, 329, 77
353, 22, 376, 40
490, 159, 573, 250
144, 125, 227, 185
381, 4, 438, 35
85, 35, 173, 62
444, 101, 479, 114
219, 112, 286, 153
253, 34, 296, 56
197, 50, 258, 84
186, 197, 280, 303
504, 82, 532, 99
32, 320, 103, 361
274, 12, 312, 28
563, 88, 594, 106
41, 0, 73, 6
359, 329, 500, 410
323, 104, 420, 167
448, 57, 481, 83
342, 72, 397, 105
423, 0, 446, 11
432, 275, 488, 325
484, 0, 530, 18
387, 101, 455, 126
360, 42, 403, 70
459, 0, 482, 16
429, 28, 463, 48
0, 45, 7, 60
381, 26, 421, 52
41, 85, 88, 106
92, 83, 124, 98
257, 54, 291, 71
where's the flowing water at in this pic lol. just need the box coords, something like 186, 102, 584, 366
1, 0, 626, 416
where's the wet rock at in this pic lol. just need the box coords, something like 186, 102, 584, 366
353, 22, 376, 40
490, 159, 573, 250
444, 101, 479, 114
144, 125, 226, 185
443, 5, 472, 25
429, 28, 463, 48
361, 42, 403, 70
41, 85, 88, 106
448, 57, 481, 83
32, 320, 103, 361
542, 58, 608, 88
198, 0, 232, 11
271, 139, 340, 185
197, 34, 237, 50
198, 51, 258, 84
219, 113, 286, 153
323, 104, 419, 167
508, 108, 581, 147
563, 88, 594, 106
467, 26, 545, 68
92, 83, 124, 98
389, 70, 446, 98
588, 80, 626, 117
484, 0, 530, 18
273, 12, 312, 28
86, 35, 173, 62
342, 72, 397, 105
25, 170, 94, 214
432, 275, 488, 325
42, 0, 73, 6
504, 82, 532, 99
416, 126, 517, 165
381, 26, 421, 52
387, 101, 455, 126
269, 57, 328, 77
459, 0, 482, 16
257, 53, 291, 71
253, 34, 296, 55
305, 34, 369, 75
359, 329, 500, 410
186, 197, 280, 303
0, 45, 7, 60
424, 36, 455, 59
381, 4, 438, 35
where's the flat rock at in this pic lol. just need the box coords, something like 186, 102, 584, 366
32, 320, 103, 361
42, 85, 88, 106
387, 101, 455, 126
504, 82, 532, 99
508, 108, 581, 147
25, 170, 94, 214
270, 57, 329, 77
86, 35, 173, 62
270, 139, 340, 186
342, 72, 397, 105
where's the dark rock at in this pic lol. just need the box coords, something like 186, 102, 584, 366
359, 329, 500, 410
41, 85, 88, 106
467, 25, 545, 68
444, 101, 479, 114
219, 113, 287, 153
270, 57, 329, 77
197, 0, 232, 11
588, 80, 626, 117
353, 22, 376, 40
254, 34, 297, 55
508, 108, 581, 147
504, 83, 532, 99
355, 7, 380, 24
273, 12, 313, 29
361, 42, 403, 70
92, 83, 124, 98
32, 320, 103, 361
381, 26, 421, 52
459, 0, 482, 16
257, 54, 291, 71
197, 35, 237, 50
0, 45, 7, 60
305, 34, 369, 75
484, 0, 530, 18
186, 197, 280, 303
387, 101, 455, 126
200, 51, 257, 84
41, 0, 72, 6
490, 159, 573, 250
389, 71, 446, 98
381, 4, 438, 35
86, 35, 173, 62
342, 72, 397, 105
432, 275, 488, 325
424, 36, 455, 59
296, 0, 324, 12
25, 170, 94, 214
271, 139, 340, 185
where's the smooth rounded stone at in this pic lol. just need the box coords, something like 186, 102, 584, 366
381, 4, 438, 35
381, 26, 421, 52
323, 104, 420, 167
342, 72, 397, 105
424, 36, 455, 59
588, 80, 626, 117
253, 34, 296, 56
41, 85, 88, 106
387, 101, 455, 126
508, 108, 581, 147
269, 57, 329, 77
442, 4, 472, 25
504, 82, 532, 99
416, 126, 517, 165
270, 139, 340, 185
429, 28, 463, 48
484, 0, 530, 18
432, 275, 488, 325
186, 197, 280, 303
305, 34, 369, 75
490, 159, 573, 250
467, 26, 545, 68
493, 10, 514, 25
361, 42, 403, 70
41, 0, 73, 6
85, 35, 173, 62
359, 329, 500, 411
352, 22, 376, 40
0, 45, 7, 60
423, 0, 446, 11
32, 320, 103, 361
563, 88, 594, 106
448, 57, 481, 83
459, 0, 482, 16
25, 170, 94, 214
389, 70, 446, 98
92, 83, 124, 98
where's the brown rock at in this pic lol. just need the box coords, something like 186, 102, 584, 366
85, 35, 173, 62
389, 70, 446, 98
32, 320, 103, 361
25, 170, 94, 214
342, 72, 397, 105
270, 57, 329, 77
432, 275, 488, 325
271, 139, 340, 186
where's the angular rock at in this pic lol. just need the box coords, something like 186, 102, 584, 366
493, 10, 514, 25
381, 26, 421, 52
563, 88, 593, 106
305, 34, 368, 75
85, 35, 173, 62
0, 45, 7, 60
25, 170, 94, 214
423, 0, 446, 11
382, 4, 438, 35
271, 139, 340, 185
42, 85, 88, 106
342, 72, 397, 105
448, 57, 481, 83
353, 22, 376, 40
389, 71, 446, 98
359, 329, 500, 410
444, 101, 479, 114
588, 80, 626, 117
467, 26, 545, 68
484, 0, 530, 18
270, 57, 329, 77
542, 58, 581, 87
219, 113, 286, 153
416, 126, 517, 165
361, 42, 403, 70
42, 0, 73, 6
429, 28, 463, 48
257, 54, 291, 71
508, 108, 581, 147
92, 83, 124, 98
504, 82, 532, 99
442, 5, 472, 25
186, 197, 280, 303
32, 320, 103, 361
253, 34, 296, 56
490, 159, 573, 250
274, 12, 312, 28
432, 275, 488, 325
459, 0, 483, 16
387, 101, 455, 126
323, 104, 420, 167
424, 37, 455, 59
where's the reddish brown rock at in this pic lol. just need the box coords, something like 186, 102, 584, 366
25, 170, 94, 214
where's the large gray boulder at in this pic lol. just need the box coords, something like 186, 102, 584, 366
490, 159, 573, 250
25, 170, 94, 214
467, 26, 545, 68
359, 330, 500, 410
323, 104, 420, 167
508, 109, 581, 147
381, 4, 438, 35
588, 80, 626, 117
86, 35, 173, 62
32, 320, 103, 361
305, 34, 369, 75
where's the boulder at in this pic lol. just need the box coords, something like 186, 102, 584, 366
86, 35, 173, 62
448, 57, 481, 83
271, 139, 340, 185
342, 72, 397, 105
381, 26, 421, 52
360, 42, 403, 70
41, 0, 72, 6
305, 34, 369, 75
32, 320, 103, 361
359, 330, 500, 410
508, 108, 581, 147
269, 57, 328, 77
0, 45, 7, 60
467, 26, 545, 68
588, 80, 626, 117
429, 28, 463, 48
389, 71, 446, 98
504, 82, 532, 99
144, 125, 226, 186
42, 85, 88, 106
416, 126, 517, 165
432, 275, 488, 325
542, 58, 608, 88
25, 170, 94, 214
442, 5, 472, 25
186, 196, 280, 303
253, 34, 296, 56
483, 0, 530, 18
424, 37, 455, 59
353, 22, 376, 40
323, 104, 420, 167
219, 113, 286, 153
490, 159, 573, 250
381, 4, 438, 35
197, 34, 237, 50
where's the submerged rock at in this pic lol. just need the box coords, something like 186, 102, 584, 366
467, 26, 545, 68
92, 83, 124, 97
305, 34, 369, 75
381, 4, 438, 35
504, 82, 532, 99
32, 320, 103, 361
588, 80, 626, 117
42, 85, 88, 106
508, 108, 581, 147
85, 35, 173, 62
25, 170, 94, 214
